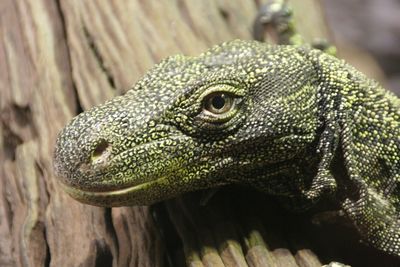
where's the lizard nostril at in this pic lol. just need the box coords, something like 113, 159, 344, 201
91, 139, 112, 165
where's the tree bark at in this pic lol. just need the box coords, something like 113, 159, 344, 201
2, 1, 394, 267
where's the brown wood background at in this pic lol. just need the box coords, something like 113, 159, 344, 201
1, 1, 397, 267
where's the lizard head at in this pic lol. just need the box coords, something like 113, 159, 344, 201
54, 40, 319, 206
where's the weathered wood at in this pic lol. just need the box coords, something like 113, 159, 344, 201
2, 1, 397, 267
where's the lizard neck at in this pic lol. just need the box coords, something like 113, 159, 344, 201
314, 49, 400, 202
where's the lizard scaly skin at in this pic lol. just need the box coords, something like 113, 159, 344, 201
54, 40, 400, 257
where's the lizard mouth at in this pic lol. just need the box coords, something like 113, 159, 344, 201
59, 176, 169, 206
58, 135, 205, 206
59, 153, 231, 206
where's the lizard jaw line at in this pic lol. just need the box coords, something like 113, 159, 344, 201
59, 177, 166, 206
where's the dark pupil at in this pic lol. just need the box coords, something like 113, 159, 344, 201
211, 95, 225, 109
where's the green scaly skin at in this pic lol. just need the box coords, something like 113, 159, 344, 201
54, 40, 400, 257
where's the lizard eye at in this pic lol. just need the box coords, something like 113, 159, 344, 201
203, 92, 234, 114
194, 84, 244, 127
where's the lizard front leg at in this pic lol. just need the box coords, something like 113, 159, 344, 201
339, 119, 400, 256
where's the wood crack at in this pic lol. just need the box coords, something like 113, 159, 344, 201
82, 24, 116, 91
